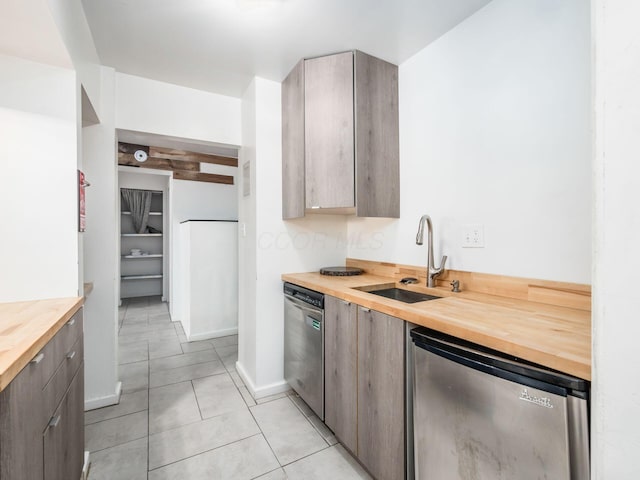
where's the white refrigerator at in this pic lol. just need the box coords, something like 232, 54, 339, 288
179, 220, 238, 341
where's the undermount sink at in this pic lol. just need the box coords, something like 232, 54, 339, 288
355, 284, 442, 304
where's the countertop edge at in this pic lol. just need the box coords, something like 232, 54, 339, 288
0, 297, 84, 392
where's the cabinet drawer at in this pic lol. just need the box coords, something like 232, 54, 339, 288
42, 335, 83, 425
37, 309, 83, 390
43, 367, 84, 480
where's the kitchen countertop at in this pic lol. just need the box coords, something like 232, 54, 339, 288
282, 272, 591, 381
0, 297, 84, 392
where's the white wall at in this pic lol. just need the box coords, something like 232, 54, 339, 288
237, 78, 347, 397
1, 0, 72, 69
348, 0, 591, 284
115, 72, 242, 147
592, 0, 640, 477
0, 55, 78, 302
170, 166, 238, 320
47, 0, 102, 119
238, 80, 258, 386
82, 66, 120, 409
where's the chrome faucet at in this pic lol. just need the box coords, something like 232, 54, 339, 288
416, 215, 447, 288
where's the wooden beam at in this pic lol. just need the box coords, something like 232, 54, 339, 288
173, 170, 234, 185
118, 153, 200, 172
118, 142, 149, 155
149, 146, 238, 167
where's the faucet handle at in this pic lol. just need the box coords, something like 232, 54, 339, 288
439, 255, 448, 269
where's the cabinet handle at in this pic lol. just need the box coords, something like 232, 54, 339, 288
341, 300, 351, 306
66, 351, 76, 360
30, 353, 45, 365
48, 415, 61, 428
67, 318, 76, 327
360, 307, 371, 313
310, 206, 321, 209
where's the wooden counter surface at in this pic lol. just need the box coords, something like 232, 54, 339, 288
0, 297, 84, 391
282, 272, 591, 381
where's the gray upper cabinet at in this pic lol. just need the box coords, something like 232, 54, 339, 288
354, 52, 400, 218
281, 50, 399, 219
282, 59, 305, 220
305, 52, 356, 211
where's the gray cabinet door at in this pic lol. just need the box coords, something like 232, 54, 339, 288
357, 308, 405, 480
282, 59, 305, 219
354, 51, 400, 218
304, 52, 355, 210
0, 359, 45, 480
324, 295, 358, 454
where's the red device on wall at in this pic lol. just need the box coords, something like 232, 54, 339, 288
78, 170, 87, 232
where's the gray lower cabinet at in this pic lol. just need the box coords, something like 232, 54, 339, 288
357, 307, 405, 480
324, 296, 358, 454
324, 297, 405, 480
281, 50, 399, 219
0, 308, 84, 480
0, 351, 45, 479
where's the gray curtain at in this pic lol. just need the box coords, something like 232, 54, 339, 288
121, 188, 152, 234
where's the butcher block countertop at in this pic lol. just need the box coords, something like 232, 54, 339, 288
0, 297, 83, 392
282, 268, 591, 381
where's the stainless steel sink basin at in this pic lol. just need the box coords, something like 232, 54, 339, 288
354, 285, 442, 304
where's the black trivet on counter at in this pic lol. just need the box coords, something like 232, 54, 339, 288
319, 266, 364, 276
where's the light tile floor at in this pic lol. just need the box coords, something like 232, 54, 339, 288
86, 296, 371, 480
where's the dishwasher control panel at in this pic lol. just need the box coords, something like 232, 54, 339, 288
284, 282, 324, 309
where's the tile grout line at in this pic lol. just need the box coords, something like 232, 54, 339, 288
249, 393, 335, 470
247, 405, 283, 468
147, 432, 265, 473
190, 379, 205, 421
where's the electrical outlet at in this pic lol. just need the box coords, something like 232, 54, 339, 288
462, 224, 484, 248
241, 223, 247, 237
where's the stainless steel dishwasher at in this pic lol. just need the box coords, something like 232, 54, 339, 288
411, 327, 589, 480
283, 282, 324, 420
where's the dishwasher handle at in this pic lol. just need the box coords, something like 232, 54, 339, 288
413, 335, 568, 397
411, 326, 588, 394
284, 293, 323, 314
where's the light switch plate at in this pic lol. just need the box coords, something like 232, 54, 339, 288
462, 224, 484, 248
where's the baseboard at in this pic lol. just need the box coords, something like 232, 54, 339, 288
84, 381, 122, 411
235, 361, 290, 400
81, 451, 90, 480
187, 326, 238, 342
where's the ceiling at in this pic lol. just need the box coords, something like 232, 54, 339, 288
0, 0, 72, 68
81, 0, 492, 98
